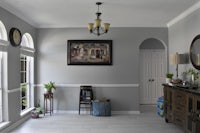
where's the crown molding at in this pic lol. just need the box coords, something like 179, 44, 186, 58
167, 1, 200, 27
0, 1, 38, 28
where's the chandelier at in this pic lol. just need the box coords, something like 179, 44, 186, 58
88, 2, 110, 36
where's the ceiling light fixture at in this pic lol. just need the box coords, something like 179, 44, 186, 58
88, 2, 110, 36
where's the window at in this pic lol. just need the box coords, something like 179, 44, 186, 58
0, 52, 3, 122
20, 33, 35, 113
20, 55, 29, 110
0, 20, 8, 123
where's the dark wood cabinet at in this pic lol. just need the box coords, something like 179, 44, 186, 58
163, 84, 200, 133
186, 94, 200, 133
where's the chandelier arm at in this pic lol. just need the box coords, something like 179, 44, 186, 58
88, 2, 109, 36
90, 27, 106, 36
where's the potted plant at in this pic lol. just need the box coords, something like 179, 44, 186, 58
44, 81, 56, 93
31, 101, 43, 118
182, 68, 199, 87
166, 73, 173, 84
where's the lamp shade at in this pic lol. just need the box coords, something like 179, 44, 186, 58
88, 23, 94, 30
95, 19, 101, 27
170, 53, 188, 65
104, 23, 110, 31
170, 53, 180, 64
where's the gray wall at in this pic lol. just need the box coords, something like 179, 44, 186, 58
0, 6, 37, 126
168, 8, 200, 77
140, 38, 165, 49
36, 27, 168, 111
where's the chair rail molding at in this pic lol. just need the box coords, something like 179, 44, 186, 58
34, 83, 139, 88
7, 88, 20, 93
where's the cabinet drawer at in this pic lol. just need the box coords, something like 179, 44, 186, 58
174, 91, 187, 106
174, 98, 186, 106
174, 105, 186, 112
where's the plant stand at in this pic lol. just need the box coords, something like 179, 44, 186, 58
44, 93, 53, 116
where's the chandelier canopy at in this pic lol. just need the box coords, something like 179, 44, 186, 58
88, 2, 110, 36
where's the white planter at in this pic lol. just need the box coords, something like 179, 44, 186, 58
166, 78, 171, 84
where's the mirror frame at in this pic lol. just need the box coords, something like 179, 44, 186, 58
190, 34, 200, 70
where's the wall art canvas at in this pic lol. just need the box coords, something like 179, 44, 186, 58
67, 40, 112, 65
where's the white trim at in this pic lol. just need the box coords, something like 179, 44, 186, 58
53, 110, 140, 115
0, 40, 9, 52
0, 115, 30, 133
34, 84, 139, 88
20, 107, 35, 116
20, 46, 35, 57
0, 122, 10, 131
167, 1, 200, 27
0, 40, 9, 46
112, 111, 140, 115
20, 46, 35, 53
54, 110, 89, 114
7, 88, 20, 93
0, 2, 38, 28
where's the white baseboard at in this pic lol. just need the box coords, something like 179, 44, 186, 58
54, 110, 140, 115
112, 111, 140, 115
54, 110, 90, 114
1, 114, 30, 133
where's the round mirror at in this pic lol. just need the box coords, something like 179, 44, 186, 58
190, 34, 200, 70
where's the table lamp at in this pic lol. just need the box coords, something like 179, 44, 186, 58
170, 52, 189, 79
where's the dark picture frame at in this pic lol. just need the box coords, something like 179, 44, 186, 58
67, 40, 112, 65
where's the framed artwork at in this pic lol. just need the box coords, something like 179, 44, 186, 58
67, 40, 112, 65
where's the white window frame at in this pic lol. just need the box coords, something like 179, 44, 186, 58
20, 33, 35, 115
20, 55, 30, 111
0, 52, 3, 122
0, 20, 8, 126
0, 51, 8, 126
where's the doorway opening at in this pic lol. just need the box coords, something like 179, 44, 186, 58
139, 38, 167, 105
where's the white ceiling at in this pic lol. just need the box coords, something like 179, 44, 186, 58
0, 0, 199, 28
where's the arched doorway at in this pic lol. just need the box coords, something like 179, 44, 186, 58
139, 38, 167, 104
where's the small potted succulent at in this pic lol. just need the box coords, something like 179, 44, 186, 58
166, 73, 173, 84
44, 81, 56, 93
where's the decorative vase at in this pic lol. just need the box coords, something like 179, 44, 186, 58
192, 74, 195, 83
191, 74, 198, 88
31, 111, 39, 118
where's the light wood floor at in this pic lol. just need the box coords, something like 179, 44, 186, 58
10, 106, 183, 133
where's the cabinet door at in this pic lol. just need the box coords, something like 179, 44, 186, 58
140, 50, 152, 104
186, 94, 194, 133
173, 90, 187, 129
151, 51, 165, 103
194, 96, 200, 133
